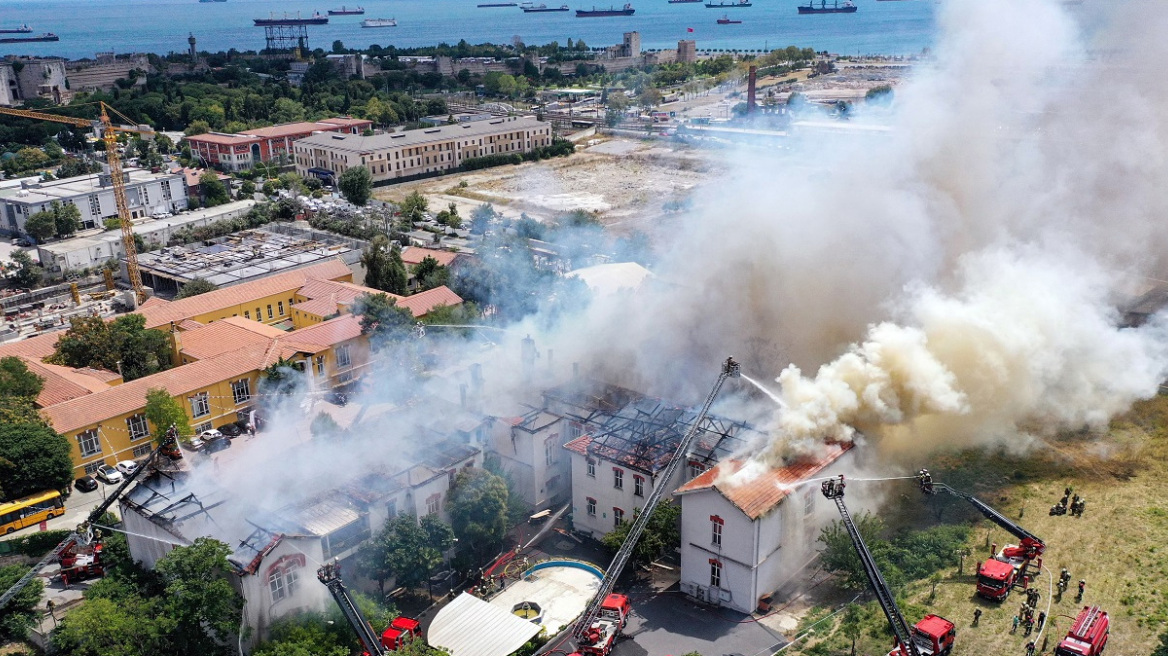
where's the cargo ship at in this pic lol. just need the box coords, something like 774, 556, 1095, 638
797, 0, 857, 12
0, 33, 59, 43
716, 14, 741, 22
0, 24, 33, 33
706, 0, 751, 7
198, 0, 227, 3
667, 0, 702, 3
478, 3, 518, 6
522, 4, 571, 11
576, 3, 635, 16
328, 6, 365, 14
361, 17, 397, 26
253, 12, 329, 25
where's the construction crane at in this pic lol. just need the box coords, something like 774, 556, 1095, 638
571, 356, 741, 656
0, 427, 180, 610
318, 562, 421, 656
820, 475, 956, 656
0, 101, 152, 304
917, 470, 1045, 601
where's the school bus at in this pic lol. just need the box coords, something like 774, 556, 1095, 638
0, 490, 65, 535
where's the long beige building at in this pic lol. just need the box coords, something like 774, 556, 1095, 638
292, 116, 552, 182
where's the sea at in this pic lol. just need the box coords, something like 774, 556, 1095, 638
0, 0, 936, 61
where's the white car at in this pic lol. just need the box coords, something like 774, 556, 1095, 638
95, 465, 123, 485
200, 429, 223, 440
115, 460, 140, 476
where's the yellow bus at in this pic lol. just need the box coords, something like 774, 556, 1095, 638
0, 490, 65, 535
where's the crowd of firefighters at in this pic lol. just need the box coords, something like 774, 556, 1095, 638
1050, 486, 1088, 517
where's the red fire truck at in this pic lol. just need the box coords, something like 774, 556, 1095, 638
575, 594, 631, 656
1056, 606, 1110, 656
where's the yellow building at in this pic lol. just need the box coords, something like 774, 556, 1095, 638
0, 259, 464, 477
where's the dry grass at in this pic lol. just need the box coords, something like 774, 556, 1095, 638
792, 395, 1168, 656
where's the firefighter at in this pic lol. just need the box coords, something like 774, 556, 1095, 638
1026, 641, 1036, 656
1012, 616, 1020, 634
973, 608, 982, 626
1065, 485, 1073, 497
1020, 603, 1029, 621
1077, 579, 1086, 601
1037, 611, 1046, 631
1024, 615, 1034, 636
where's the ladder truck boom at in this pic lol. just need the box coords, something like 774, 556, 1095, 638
318, 562, 385, 656
918, 474, 1044, 557
0, 427, 179, 609
572, 357, 741, 647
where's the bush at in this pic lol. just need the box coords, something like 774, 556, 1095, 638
1, 529, 73, 556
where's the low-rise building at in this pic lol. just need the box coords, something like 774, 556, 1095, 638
0, 57, 69, 106
64, 53, 152, 93
293, 116, 552, 183
673, 443, 855, 614
0, 168, 189, 237
185, 118, 372, 172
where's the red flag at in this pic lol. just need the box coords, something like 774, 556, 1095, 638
687, 27, 694, 32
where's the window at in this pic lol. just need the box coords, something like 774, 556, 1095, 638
426, 493, 441, 515
586, 497, 596, 516
269, 564, 300, 602
568, 421, 583, 440
315, 355, 325, 376
545, 439, 555, 466
77, 430, 101, 457
190, 392, 210, 418
244, 310, 250, 319
132, 443, 153, 458
231, 379, 251, 405
255, 306, 261, 319
278, 301, 284, 316
710, 559, 722, 588
711, 515, 724, 547
803, 488, 815, 517
336, 344, 351, 368
386, 499, 398, 518
613, 507, 624, 527
84, 462, 103, 475
613, 468, 624, 490
688, 460, 706, 479
126, 414, 149, 441
586, 459, 595, 478
634, 475, 645, 497
267, 305, 273, 319
194, 421, 213, 434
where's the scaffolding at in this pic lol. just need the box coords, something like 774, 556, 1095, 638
263, 24, 309, 58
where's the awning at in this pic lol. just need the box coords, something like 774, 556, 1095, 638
428, 593, 542, 656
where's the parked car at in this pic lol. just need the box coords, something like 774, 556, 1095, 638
183, 436, 206, 451
329, 391, 349, 407
219, 423, 243, 438
95, 465, 123, 485
115, 460, 140, 476
200, 428, 223, 440
203, 436, 231, 455
75, 476, 99, 492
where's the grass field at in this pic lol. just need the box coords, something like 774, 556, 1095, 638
789, 394, 1168, 656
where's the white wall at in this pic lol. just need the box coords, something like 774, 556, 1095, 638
568, 449, 689, 540
242, 537, 329, 644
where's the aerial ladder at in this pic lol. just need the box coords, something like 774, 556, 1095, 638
917, 470, 1045, 601
0, 101, 154, 304
318, 561, 386, 656
0, 427, 181, 609
821, 476, 955, 656
571, 357, 741, 655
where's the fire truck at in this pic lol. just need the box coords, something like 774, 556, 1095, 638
1056, 606, 1110, 656
382, 617, 422, 650
317, 561, 422, 655
58, 538, 105, 586
575, 594, 631, 656
917, 470, 1044, 601
822, 475, 956, 656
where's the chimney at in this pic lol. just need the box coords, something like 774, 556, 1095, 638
747, 66, 757, 114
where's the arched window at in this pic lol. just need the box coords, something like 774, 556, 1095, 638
266, 554, 305, 603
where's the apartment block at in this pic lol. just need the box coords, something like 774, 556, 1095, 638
185, 117, 372, 172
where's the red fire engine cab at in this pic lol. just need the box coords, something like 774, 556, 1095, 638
382, 617, 422, 650
1056, 606, 1110, 656
887, 614, 955, 656
573, 594, 631, 656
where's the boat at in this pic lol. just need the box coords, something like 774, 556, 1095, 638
478, 2, 518, 6
576, 3, 635, 16
521, 4, 571, 11
797, 0, 857, 12
328, 5, 365, 14
706, 0, 750, 7
253, 12, 329, 25
198, 0, 227, 3
361, 17, 397, 26
717, 14, 741, 22
0, 33, 59, 43
0, 24, 33, 34
667, 0, 702, 3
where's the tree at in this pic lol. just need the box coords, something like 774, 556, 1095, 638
253, 613, 350, 656
354, 292, 415, 349
818, 511, 889, 590
436, 202, 462, 229
362, 235, 408, 295
51, 594, 171, 656
238, 179, 256, 198
0, 421, 74, 501
9, 250, 42, 288
24, 208, 57, 242
600, 498, 681, 568
145, 387, 192, 443
261, 356, 306, 396
0, 565, 44, 640
175, 278, 218, 299
154, 537, 245, 653
637, 87, 662, 108
447, 467, 509, 563
51, 314, 171, 382
359, 513, 453, 592
339, 165, 373, 206
13, 147, 49, 173
399, 191, 428, 229
45, 200, 82, 238
184, 120, 210, 136
469, 203, 496, 235
0, 355, 44, 399
200, 171, 230, 207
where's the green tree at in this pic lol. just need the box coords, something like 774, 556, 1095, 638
184, 120, 210, 136
51, 314, 171, 382
436, 202, 461, 229
261, 356, 306, 396
24, 209, 57, 242
361, 235, 408, 295
145, 387, 192, 444
238, 179, 256, 198
447, 467, 509, 563
398, 191, 428, 229
51, 594, 171, 656
50, 200, 82, 238
359, 513, 453, 593
469, 203, 496, 235
0, 565, 44, 640
310, 411, 342, 439
840, 603, 862, 656
200, 171, 230, 207
154, 537, 244, 653
0, 355, 44, 399
253, 613, 350, 656
9, 250, 43, 288
271, 98, 307, 124
339, 165, 373, 206
354, 292, 415, 349
0, 421, 74, 501
818, 511, 889, 590
600, 498, 681, 568
13, 146, 49, 173
175, 278, 218, 299
412, 256, 449, 292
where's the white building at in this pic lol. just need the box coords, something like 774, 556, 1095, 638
0, 168, 188, 237
673, 443, 855, 614
490, 407, 571, 513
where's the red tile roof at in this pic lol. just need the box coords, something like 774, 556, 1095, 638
243, 122, 333, 139
22, 359, 114, 407
401, 247, 459, 267
0, 331, 67, 361
283, 314, 362, 349
396, 286, 462, 317
674, 442, 854, 520
138, 259, 352, 328
318, 117, 372, 128
563, 435, 592, 455
179, 318, 289, 361
184, 133, 259, 146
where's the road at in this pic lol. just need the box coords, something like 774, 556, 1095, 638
5, 484, 111, 539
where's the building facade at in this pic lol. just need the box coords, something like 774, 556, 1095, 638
0, 168, 188, 237
673, 444, 855, 614
293, 116, 552, 182
677, 40, 697, 64
185, 118, 372, 172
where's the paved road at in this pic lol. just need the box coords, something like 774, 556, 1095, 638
615, 587, 788, 656
5, 485, 113, 539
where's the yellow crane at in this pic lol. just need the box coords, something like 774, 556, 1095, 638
0, 101, 154, 304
